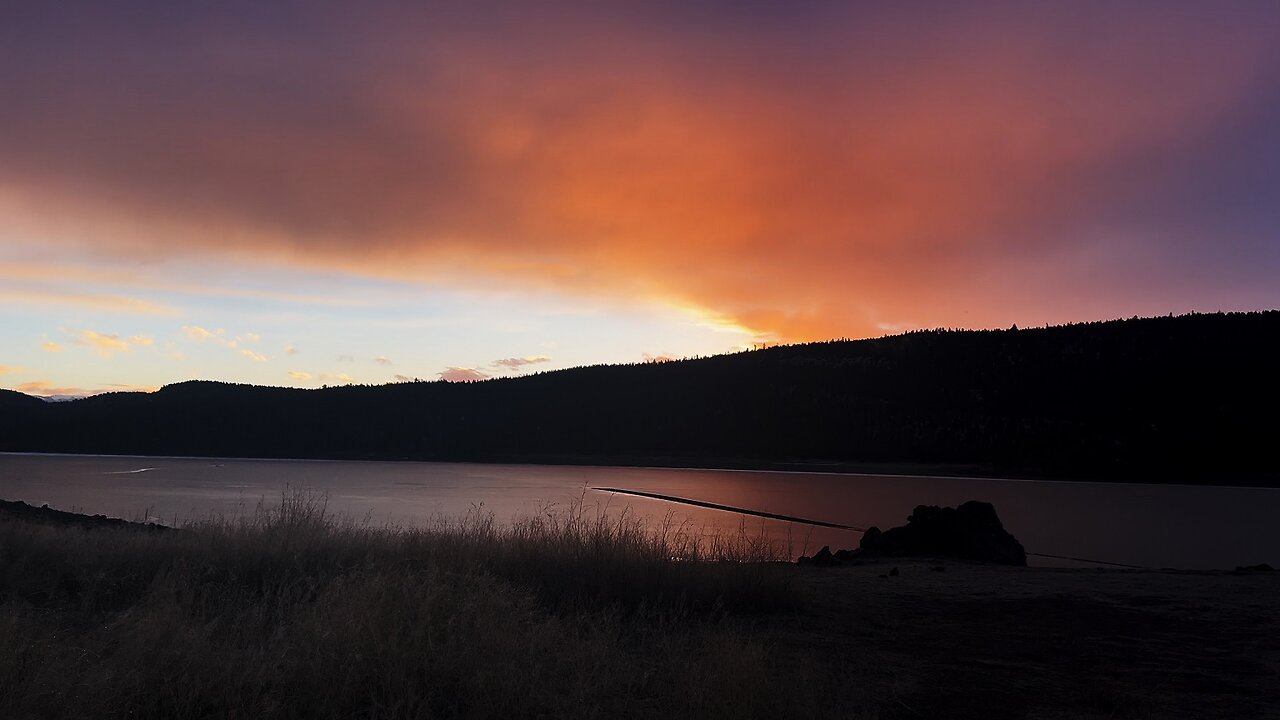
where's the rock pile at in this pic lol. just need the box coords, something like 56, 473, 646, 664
798, 500, 1026, 566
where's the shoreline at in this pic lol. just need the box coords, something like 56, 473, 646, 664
0, 498, 172, 532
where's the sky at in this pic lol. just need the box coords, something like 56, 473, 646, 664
2, 1, 1279, 397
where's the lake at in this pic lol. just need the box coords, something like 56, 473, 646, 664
2, 452, 1277, 569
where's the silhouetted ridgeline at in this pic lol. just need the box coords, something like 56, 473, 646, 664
3, 313, 1277, 484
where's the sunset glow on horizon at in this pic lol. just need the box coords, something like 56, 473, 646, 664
3, 2, 1279, 397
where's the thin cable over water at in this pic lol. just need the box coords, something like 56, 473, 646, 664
590, 487, 865, 531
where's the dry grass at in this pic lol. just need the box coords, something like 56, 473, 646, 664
0, 490, 852, 719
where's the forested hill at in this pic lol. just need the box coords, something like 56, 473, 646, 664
0, 390, 46, 413
3, 312, 1278, 484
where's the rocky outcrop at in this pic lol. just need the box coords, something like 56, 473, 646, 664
858, 501, 1025, 565
798, 501, 1026, 566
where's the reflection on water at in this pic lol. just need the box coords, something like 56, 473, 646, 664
2, 453, 1277, 570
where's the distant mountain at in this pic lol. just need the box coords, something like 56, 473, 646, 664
3, 312, 1278, 485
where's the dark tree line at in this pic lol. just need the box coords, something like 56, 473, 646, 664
3, 312, 1277, 485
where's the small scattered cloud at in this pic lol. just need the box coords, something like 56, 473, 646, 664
374, 356, 393, 366
392, 374, 419, 383
286, 370, 360, 384
492, 355, 552, 372
181, 325, 221, 342
643, 353, 676, 363
55, 329, 155, 358
78, 330, 130, 357
319, 372, 355, 384
0, 365, 22, 376
181, 325, 268, 360
284, 345, 298, 355
438, 367, 489, 382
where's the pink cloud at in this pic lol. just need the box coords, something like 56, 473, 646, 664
438, 367, 489, 383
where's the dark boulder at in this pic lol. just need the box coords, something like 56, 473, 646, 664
859, 526, 883, 553
859, 501, 1026, 566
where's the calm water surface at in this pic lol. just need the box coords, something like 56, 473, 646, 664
2, 453, 1277, 569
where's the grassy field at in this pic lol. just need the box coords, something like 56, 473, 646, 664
3, 492, 1277, 719
0, 492, 849, 719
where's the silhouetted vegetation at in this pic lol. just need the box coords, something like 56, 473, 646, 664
0, 389, 45, 413
0, 492, 828, 719
5, 494, 1278, 719
3, 312, 1278, 484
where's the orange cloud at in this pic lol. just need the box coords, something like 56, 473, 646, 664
13, 381, 89, 398
239, 349, 267, 362
2, 5, 1278, 340
77, 330, 131, 358
318, 372, 355, 385
41, 341, 64, 352
0, 365, 21, 376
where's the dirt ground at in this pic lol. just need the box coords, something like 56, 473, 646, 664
780, 560, 1280, 719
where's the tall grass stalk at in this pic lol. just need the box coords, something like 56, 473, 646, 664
0, 489, 850, 719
